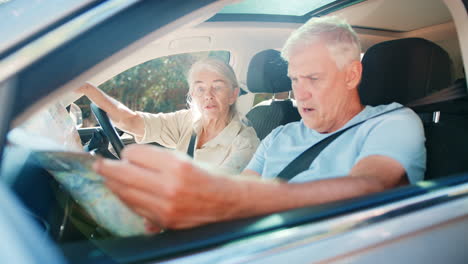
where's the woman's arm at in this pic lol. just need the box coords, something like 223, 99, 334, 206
78, 83, 145, 137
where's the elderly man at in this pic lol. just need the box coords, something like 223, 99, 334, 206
95, 16, 425, 231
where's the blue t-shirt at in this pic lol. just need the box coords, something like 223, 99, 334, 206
246, 103, 426, 184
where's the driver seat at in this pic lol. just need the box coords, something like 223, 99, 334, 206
359, 38, 452, 106
359, 37, 468, 180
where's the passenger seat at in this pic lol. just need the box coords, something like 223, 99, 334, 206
246, 49, 301, 140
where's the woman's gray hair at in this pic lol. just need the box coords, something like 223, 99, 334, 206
281, 16, 361, 69
186, 58, 239, 120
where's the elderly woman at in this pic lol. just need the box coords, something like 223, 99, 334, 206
79, 58, 259, 174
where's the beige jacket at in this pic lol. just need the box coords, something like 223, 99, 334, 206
133, 109, 260, 174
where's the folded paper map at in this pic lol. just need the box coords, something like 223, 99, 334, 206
8, 102, 145, 237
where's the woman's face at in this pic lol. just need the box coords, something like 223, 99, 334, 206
190, 70, 238, 122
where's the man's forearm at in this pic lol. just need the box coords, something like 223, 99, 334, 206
230, 156, 405, 219
227, 176, 387, 219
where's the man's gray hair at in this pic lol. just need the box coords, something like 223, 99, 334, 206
281, 16, 361, 69
186, 58, 239, 120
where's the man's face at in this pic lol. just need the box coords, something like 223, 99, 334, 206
288, 41, 356, 133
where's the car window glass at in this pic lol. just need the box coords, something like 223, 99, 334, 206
0, 0, 95, 54
219, 0, 338, 16
253, 91, 292, 105
75, 50, 230, 128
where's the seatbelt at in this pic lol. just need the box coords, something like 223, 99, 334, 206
187, 132, 197, 158
276, 82, 467, 181
276, 107, 403, 181
407, 80, 466, 107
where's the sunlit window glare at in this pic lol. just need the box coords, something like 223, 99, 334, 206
219, 0, 338, 16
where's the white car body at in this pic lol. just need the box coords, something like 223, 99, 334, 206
0, 0, 467, 263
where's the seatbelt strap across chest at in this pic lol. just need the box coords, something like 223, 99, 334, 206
276, 106, 403, 181
187, 132, 197, 158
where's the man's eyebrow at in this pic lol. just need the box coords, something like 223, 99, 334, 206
288, 73, 321, 78
305, 73, 322, 77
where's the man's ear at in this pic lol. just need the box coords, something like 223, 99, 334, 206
345, 60, 362, 90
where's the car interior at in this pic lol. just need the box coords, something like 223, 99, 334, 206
358, 37, 468, 180
1, 0, 468, 263
246, 49, 301, 140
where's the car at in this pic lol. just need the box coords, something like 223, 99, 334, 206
1, 0, 468, 263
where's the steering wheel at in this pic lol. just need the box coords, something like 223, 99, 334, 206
90, 103, 125, 158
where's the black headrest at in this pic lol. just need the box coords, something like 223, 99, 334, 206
359, 38, 453, 106
247, 49, 292, 93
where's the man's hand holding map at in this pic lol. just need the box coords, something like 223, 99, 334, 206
7, 102, 146, 237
